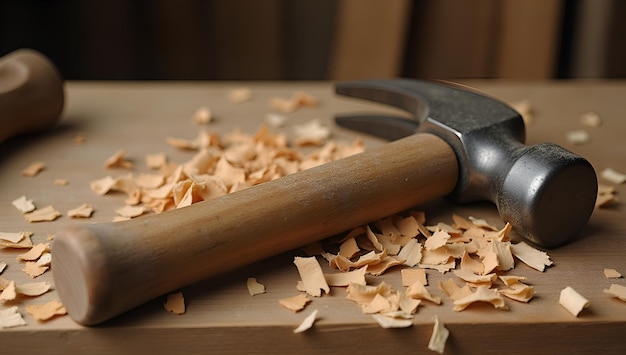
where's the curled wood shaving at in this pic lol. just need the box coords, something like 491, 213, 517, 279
22, 262, 49, 278
145, 153, 168, 170
1, 232, 27, 244
12, 195, 36, 213
0, 232, 33, 249
246, 277, 266, 296
292, 119, 331, 146
21, 161, 45, 177
0, 261, 5, 274
164, 292, 185, 314
405, 280, 442, 304
580, 111, 602, 127
559, 286, 589, 316
279, 294, 311, 312
499, 282, 535, 303
17, 243, 49, 261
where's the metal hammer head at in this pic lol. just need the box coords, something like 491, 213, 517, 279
335, 79, 597, 247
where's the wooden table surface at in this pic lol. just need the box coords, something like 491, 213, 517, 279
1, 81, 624, 354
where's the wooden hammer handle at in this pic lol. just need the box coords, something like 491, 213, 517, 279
0, 49, 64, 143
52, 133, 458, 325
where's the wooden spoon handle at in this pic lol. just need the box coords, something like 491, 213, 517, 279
0, 49, 64, 143
52, 132, 458, 325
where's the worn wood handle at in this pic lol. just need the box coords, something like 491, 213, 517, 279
0, 49, 64, 143
52, 133, 458, 325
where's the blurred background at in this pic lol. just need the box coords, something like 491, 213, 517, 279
1, 0, 624, 81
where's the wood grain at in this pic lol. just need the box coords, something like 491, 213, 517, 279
0, 81, 624, 354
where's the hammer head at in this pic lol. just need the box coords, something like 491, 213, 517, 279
336, 79, 597, 247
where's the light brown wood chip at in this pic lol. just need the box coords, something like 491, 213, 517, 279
17, 243, 49, 261
604, 268, 622, 278
23, 206, 62, 223
1, 231, 26, 244
67, 203, 94, 218
559, 286, 589, 316
0, 280, 17, 301
580, 111, 602, 127
371, 312, 413, 329
324, 267, 367, 287
246, 277, 266, 296
22, 262, 49, 278
293, 256, 329, 297
229, 88, 252, 103
603, 284, 626, 301
12, 195, 36, 213
15, 281, 52, 297
0, 261, 6, 274
164, 292, 185, 314
25, 299, 67, 321
499, 283, 535, 303
21, 161, 45, 177
510, 241, 553, 272
405, 280, 442, 305
279, 294, 311, 312
452, 286, 507, 311
191, 107, 212, 124
292, 119, 331, 146
104, 149, 133, 169
401, 268, 427, 287
0, 232, 33, 249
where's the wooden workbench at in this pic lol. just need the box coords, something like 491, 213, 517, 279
1, 81, 624, 354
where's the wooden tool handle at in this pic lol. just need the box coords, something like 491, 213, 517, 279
0, 49, 64, 143
52, 133, 458, 325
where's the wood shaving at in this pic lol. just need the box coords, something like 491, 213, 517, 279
401, 268, 427, 287
25, 299, 67, 321
246, 277, 266, 296
596, 184, 618, 208
73, 132, 86, 144
452, 269, 497, 286
23, 205, 62, 223
324, 267, 367, 287
191, 107, 212, 124
53, 178, 69, 186
115, 205, 146, 219
17, 243, 49, 261
145, 153, 168, 169
292, 119, 331, 146
0, 231, 27, 244
600, 168, 626, 185
21, 161, 45, 177
270, 91, 318, 113
15, 281, 52, 297
293, 257, 329, 297
0, 261, 6, 274
12, 195, 36, 213
22, 262, 49, 278
163, 292, 185, 314
229, 88, 252, 103
405, 280, 442, 304
0, 280, 16, 301
293, 309, 318, 333
371, 313, 413, 329
603, 284, 626, 302
428, 315, 449, 354
566, 129, 590, 145
604, 268, 622, 278
36, 252, 52, 266
0, 306, 26, 329
499, 282, 534, 303
397, 238, 423, 267
279, 294, 311, 312
580, 111, 602, 127
0, 232, 33, 249
104, 149, 133, 169
67, 203, 94, 218
90, 175, 118, 195
510, 242, 553, 271
265, 113, 287, 127
559, 286, 589, 316
498, 275, 527, 286
452, 285, 507, 311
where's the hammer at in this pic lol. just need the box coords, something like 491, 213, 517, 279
52, 79, 597, 325
0, 49, 64, 143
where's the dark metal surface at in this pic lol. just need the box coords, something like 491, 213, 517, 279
335, 79, 597, 247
